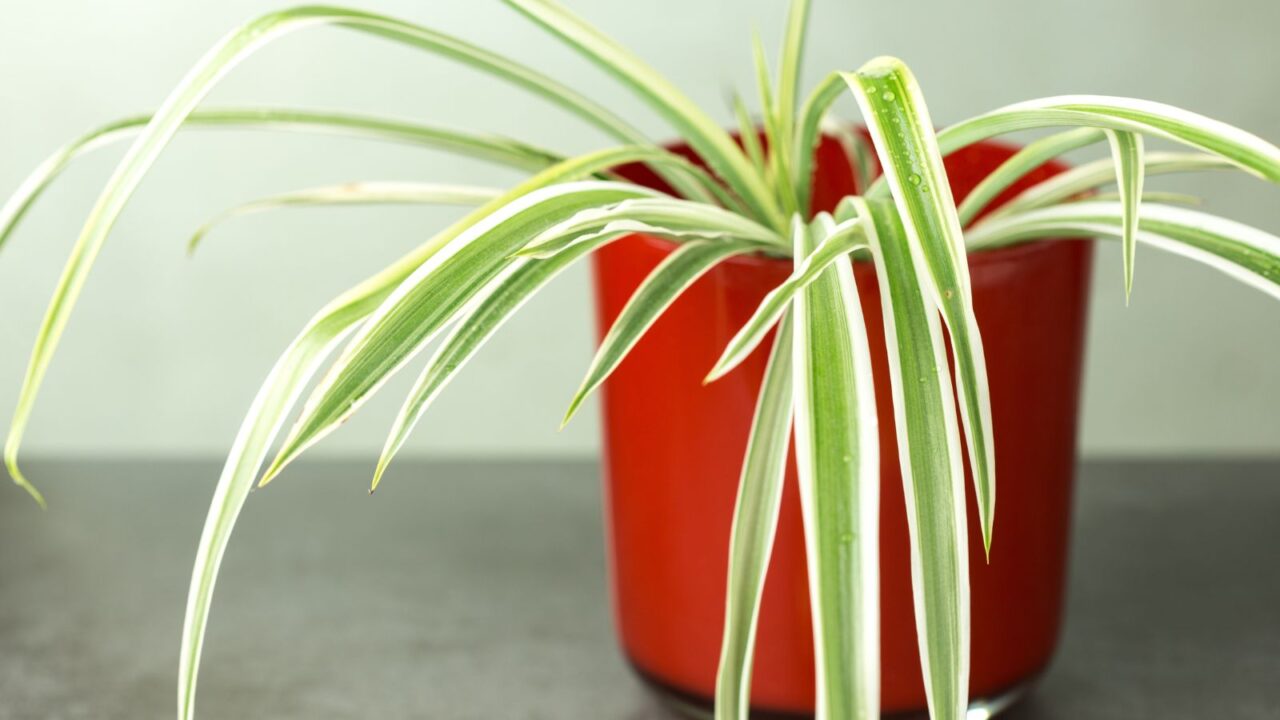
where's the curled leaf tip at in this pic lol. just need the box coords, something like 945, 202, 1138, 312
5, 455, 47, 509
15, 473, 46, 510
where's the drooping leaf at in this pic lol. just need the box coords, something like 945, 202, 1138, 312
0, 107, 567, 256
933, 95, 1280, 182
178, 221, 465, 720
790, 214, 880, 720
372, 232, 616, 490
175, 143, 699, 720
261, 181, 663, 485
1105, 130, 1145, 300
187, 182, 503, 252
713, 313, 794, 720
844, 58, 996, 564
858, 197, 970, 720
966, 201, 1280, 300
560, 236, 775, 426
4, 3, 729, 503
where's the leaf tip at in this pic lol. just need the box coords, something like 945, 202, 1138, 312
370, 457, 391, 495
185, 231, 205, 256
257, 460, 284, 489
5, 442, 46, 509
559, 396, 586, 431
982, 519, 994, 563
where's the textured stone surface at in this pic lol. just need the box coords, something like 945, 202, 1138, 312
1, 459, 1277, 719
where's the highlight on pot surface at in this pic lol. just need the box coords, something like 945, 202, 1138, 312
3, 1, 1279, 719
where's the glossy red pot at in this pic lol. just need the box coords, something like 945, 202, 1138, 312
591, 133, 1093, 716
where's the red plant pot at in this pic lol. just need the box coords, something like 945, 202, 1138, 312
591, 134, 1093, 716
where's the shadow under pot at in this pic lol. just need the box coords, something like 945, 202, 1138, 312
590, 132, 1093, 717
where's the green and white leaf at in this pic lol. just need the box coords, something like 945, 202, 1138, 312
1086, 190, 1201, 206
521, 197, 782, 257
256, 145, 714, 485
955, 128, 1104, 226
732, 92, 768, 177
0, 107, 567, 256
773, 0, 810, 157
707, 217, 867, 383
713, 314, 794, 720
177, 215, 476, 720
754, 26, 796, 215
859, 197, 970, 720
2, 1, 709, 504
791, 214, 880, 720
823, 118, 878, 194
560, 236, 774, 426
966, 201, 1280, 300
372, 230, 622, 490
503, 0, 781, 227
935, 95, 1280, 182
262, 182, 664, 485
989, 152, 1233, 219
1104, 130, 1145, 299
177, 144, 692, 720
188, 182, 503, 251
792, 72, 845, 212
844, 57, 996, 561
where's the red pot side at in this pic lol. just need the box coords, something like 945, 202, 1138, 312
592, 133, 1093, 716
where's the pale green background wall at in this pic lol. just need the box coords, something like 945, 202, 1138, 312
2, 0, 1278, 460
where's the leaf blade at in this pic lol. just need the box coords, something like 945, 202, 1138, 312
955, 127, 1105, 226
187, 182, 503, 252
262, 180, 660, 485
561, 236, 773, 426
966, 201, 1280, 299
1105, 130, 1145, 300
988, 152, 1233, 219
5, 2, 716, 501
934, 95, 1280, 182
503, 0, 782, 228
844, 58, 997, 566
522, 197, 782, 257
707, 217, 866, 383
858, 197, 970, 720
713, 314, 794, 720
790, 214, 880, 720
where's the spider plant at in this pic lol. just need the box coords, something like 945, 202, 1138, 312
4, 1, 1280, 718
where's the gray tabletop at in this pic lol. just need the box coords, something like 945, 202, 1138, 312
1, 460, 1277, 719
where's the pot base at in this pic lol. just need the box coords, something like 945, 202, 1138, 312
634, 661, 1034, 720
